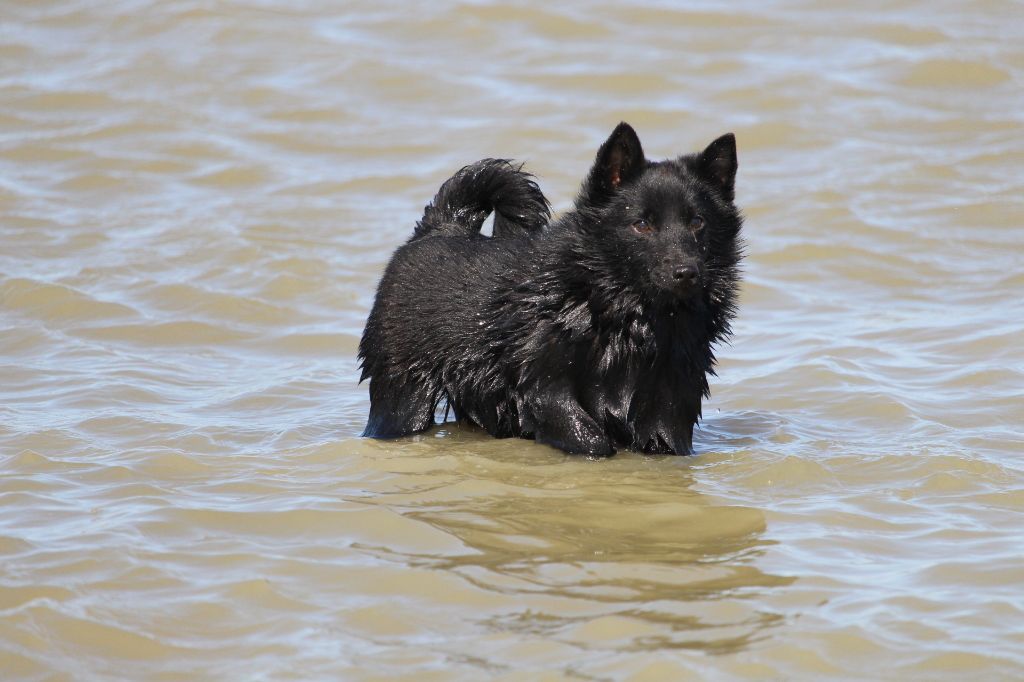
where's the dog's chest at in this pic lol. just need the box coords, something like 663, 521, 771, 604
582, 354, 667, 422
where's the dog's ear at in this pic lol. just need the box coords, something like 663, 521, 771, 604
696, 133, 737, 201
583, 122, 645, 201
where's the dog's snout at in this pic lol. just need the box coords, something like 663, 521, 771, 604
672, 264, 699, 285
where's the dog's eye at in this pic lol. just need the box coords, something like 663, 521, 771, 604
632, 219, 654, 235
689, 215, 706, 233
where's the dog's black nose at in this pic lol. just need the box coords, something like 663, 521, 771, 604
672, 265, 699, 285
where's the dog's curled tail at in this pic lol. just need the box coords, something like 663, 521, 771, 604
413, 159, 550, 240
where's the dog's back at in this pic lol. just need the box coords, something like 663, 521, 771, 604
360, 160, 547, 438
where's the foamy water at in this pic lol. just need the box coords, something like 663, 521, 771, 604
2, 1, 1023, 679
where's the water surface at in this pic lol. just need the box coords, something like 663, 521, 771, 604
2, 1, 1023, 679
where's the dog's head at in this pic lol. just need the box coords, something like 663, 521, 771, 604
573, 123, 743, 313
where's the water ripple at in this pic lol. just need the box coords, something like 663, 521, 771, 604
2, 0, 1023, 678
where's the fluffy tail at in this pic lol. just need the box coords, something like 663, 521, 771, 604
413, 159, 550, 239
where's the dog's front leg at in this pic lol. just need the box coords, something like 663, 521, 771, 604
363, 375, 437, 439
525, 386, 615, 457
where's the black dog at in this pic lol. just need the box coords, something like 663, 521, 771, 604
359, 123, 743, 456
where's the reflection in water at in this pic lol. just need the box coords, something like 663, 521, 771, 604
356, 431, 792, 656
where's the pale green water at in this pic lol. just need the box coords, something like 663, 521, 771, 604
1, 1, 1023, 679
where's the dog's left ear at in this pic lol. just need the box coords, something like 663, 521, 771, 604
584, 122, 646, 200
696, 133, 737, 201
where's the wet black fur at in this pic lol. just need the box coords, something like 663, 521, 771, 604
359, 123, 743, 456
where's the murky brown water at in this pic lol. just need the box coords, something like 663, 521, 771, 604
2, 1, 1023, 679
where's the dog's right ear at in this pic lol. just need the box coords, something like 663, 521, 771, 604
582, 122, 646, 202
